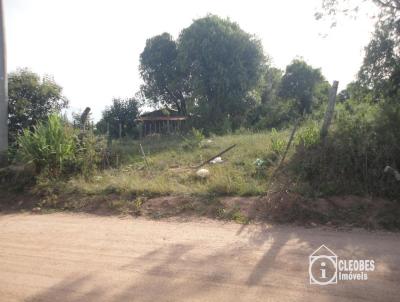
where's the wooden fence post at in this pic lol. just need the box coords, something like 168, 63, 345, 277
320, 81, 339, 140
139, 143, 149, 169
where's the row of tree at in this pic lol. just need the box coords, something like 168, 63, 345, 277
12, 0, 399, 141
8, 15, 328, 141
318, 0, 400, 104
138, 15, 328, 133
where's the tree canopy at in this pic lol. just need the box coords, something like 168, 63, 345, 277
96, 98, 140, 139
8, 68, 68, 143
178, 15, 266, 130
317, 0, 400, 102
140, 33, 187, 115
279, 59, 325, 115
139, 15, 266, 132
358, 15, 400, 100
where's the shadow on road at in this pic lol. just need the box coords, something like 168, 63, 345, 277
25, 223, 400, 302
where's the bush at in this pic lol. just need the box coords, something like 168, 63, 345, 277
270, 128, 286, 156
246, 98, 299, 130
17, 114, 107, 178
181, 128, 205, 150
75, 132, 108, 178
295, 121, 320, 148
17, 114, 77, 176
291, 101, 400, 199
96, 98, 140, 139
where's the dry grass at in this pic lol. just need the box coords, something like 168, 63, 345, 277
64, 129, 291, 197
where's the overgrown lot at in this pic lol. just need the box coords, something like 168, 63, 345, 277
65, 130, 290, 197
1, 110, 399, 230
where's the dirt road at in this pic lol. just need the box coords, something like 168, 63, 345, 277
0, 213, 399, 302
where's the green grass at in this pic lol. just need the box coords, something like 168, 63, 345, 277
63, 129, 292, 197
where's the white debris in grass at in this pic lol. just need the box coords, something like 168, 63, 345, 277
210, 157, 223, 164
384, 166, 400, 181
196, 168, 210, 178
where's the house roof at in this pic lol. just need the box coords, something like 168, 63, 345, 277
137, 116, 187, 121
137, 108, 187, 121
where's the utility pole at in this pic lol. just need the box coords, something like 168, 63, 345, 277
0, 0, 7, 166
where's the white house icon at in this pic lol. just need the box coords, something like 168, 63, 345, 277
309, 245, 338, 285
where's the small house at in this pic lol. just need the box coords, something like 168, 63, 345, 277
136, 108, 187, 137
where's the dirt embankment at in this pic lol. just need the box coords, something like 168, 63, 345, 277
1, 190, 399, 230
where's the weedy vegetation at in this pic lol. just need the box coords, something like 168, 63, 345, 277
3, 10, 400, 229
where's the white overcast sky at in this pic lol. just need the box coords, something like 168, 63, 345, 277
5, 0, 377, 121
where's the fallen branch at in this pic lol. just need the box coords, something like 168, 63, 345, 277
193, 144, 237, 169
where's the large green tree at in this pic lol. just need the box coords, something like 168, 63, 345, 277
317, 0, 400, 101
279, 59, 325, 115
178, 15, 266, 130
140, 33, 187, 115
140, 15, 266, 131
260, 67, 283, 104
358, 17, 400, 100
96, 98, 140, 139
8, 68, 68, 143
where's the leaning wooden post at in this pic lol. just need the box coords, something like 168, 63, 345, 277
320, 81, 339, 140
139, 143, 149, 169
119, 123, 122, 139
106, 122, 112, 147
278, 118, 301, 168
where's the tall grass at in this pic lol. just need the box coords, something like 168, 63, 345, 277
17, 114, 77, 176
17, 114, 107, 178
62, 129, 291, 197
291, 101, 400, 199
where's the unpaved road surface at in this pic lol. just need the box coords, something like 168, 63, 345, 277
0, 213, 399, 302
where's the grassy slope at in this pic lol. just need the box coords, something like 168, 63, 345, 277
4, 126, 399, 230
63, 129, 291, 197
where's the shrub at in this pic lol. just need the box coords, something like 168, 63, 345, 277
291, 101, 400, 199
182, 128, 205, 150
75, 132, 108, 178
295, 121, 320, 148
17, 114, 77, 176
270, 128, 286, 156
17, 114, 107, 178
246, 98, 299, 130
